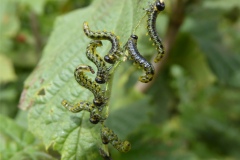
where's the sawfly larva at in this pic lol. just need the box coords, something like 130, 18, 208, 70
86, 40, 111, 84
83, 22, 122, 64
145, 0, 165, 63
74, 65, 107, 106
101, 125, 131, 152
61, 100, 104, 124
125, 35, 155, 83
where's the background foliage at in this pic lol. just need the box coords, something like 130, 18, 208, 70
0, 0, 239, 160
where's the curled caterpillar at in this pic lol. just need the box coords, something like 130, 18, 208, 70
61, 100, 103, 124
145, 0, 165, 63
83, 22, 122, 64
86, 40, 111, 84
125, 35, 155, 83
101, 125, 131, 153
74, 65, 106, 106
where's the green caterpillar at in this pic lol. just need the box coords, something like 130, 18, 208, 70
83, 22, 122, 64
145, 0, 165, 63
74, 65, 106, 106
86, 40, 111, 84
101, 125, 131, 153
61, 100, 103, 124
125, 35, 155, 83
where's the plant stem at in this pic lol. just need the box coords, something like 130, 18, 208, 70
29, 12, 43, 56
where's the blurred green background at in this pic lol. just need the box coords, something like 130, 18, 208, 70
0, 0, 240, 160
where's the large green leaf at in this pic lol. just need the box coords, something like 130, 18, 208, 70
19, 0, 153, 159
0, 114, 56, 160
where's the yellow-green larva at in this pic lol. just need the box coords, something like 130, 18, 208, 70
61, 100, 103, 124
101, 125, 131, 152
125, 35, 155, 83
86, 40, 111, 84
74, 65, 106, 106
146, 0, 165, 63
83, 22, 122, 64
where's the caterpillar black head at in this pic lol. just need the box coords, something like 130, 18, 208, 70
89, 116, 100, 124
104, 55, 116, 64
95, 76, 106, 84
90, 111, 107, 124
89, 108, 102, 124
93, 99, 104, 106
131, 35, 138, 40
156, 0, 165, 11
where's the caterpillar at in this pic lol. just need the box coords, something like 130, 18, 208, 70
101, 125, 131, 153
74, 65, 107, 106
125, 35, 155, 83
86, 40, 111, 84
61, 100, 103, 124
145, 0, 165, 63
83, 22, 122, 64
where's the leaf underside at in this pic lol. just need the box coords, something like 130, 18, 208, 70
19, 0, 151, 159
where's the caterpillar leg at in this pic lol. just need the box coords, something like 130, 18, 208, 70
83, 22, 122, 64
74, 65, 107, 106
61, 100, 103, 124
101, 125, 131, 152
125, 35, 155, 83
86, 40, 111, 84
